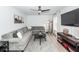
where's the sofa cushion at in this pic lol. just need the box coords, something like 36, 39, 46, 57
2, 32, 13, 39
22, 27, 27, 33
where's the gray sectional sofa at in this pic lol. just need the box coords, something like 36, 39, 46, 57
1, 27, 32, 52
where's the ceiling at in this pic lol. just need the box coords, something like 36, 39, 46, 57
14, 6, 65, 15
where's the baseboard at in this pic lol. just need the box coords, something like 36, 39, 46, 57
9, 50, 24, 52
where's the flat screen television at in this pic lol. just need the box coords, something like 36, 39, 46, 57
61, 8, 79, 26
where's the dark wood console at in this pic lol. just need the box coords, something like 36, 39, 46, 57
57, 32, 79, 52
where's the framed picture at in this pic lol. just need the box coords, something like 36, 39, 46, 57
14, 15, 24, 23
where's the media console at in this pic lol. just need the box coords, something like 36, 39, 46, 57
57, 32, 79, 52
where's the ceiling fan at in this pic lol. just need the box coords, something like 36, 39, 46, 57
31, 6, 50, 15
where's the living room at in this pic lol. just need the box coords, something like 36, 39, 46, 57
1, 6, 79, 52
0, 6, 67, 52
1, 0, 79, 59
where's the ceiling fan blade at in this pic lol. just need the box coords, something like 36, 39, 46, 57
41, 9, 50, 12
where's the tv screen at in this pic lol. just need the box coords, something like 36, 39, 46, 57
61, 8, 79, 26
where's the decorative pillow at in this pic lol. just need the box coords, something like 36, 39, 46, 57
13, 31, 18, 38
17, 32, 22, 39
18, 29, 24, 35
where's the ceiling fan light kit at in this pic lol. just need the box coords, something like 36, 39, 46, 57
31, 6, 50, 15
38, 11, 41, 15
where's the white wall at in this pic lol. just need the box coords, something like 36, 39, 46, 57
53, 15, 57, 31
56, 6, 79, 38
26, 15, 52, 32
53, 15, 58, 36
0, 6, 27, 39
